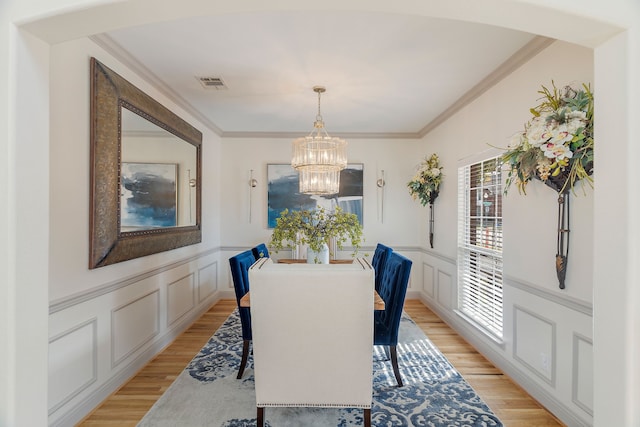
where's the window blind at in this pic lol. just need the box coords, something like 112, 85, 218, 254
457, 157, 503, 339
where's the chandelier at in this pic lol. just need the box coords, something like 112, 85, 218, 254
292, 86, 347, 195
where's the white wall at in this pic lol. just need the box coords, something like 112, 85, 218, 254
49, 37, 221, 302
46, 37, 224, 426
218, 136, 426, 293
219, 41, 596, 426
426, 41, 594, 302
418, 40, 595, 425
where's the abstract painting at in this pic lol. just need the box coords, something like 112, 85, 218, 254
267, 164, 363, 228
121, 162, 177, 230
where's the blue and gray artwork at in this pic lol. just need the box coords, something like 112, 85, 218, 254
121, 163, 177, 229
267, 164, 363, 228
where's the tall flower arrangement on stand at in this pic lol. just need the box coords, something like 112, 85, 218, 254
501, 81, 594, 289
407, 153, 443, 248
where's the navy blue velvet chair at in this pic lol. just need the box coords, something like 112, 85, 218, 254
229, 249, 257, 379
374, 251, 412, 387
252, 243, 270, 260
371, 243, 393, 292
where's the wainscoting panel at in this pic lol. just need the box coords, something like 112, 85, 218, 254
513, 305, 556, 385
167, 274, 195, 327
437, 270, 452, 309
48, 319, 97, 414
422, 262, 435, 297
48, 249, 221, 427
573, 333, 594, 415
418, 250, 593, 426
111, 290, 160, 368
198, 261, 218, 303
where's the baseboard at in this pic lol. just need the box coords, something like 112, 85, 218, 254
417, 294, 592, 427
50, 293, 222, 427
218, 289, 236, 300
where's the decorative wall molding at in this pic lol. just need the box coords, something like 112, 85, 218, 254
436, 270, 453, 309
48, 300, 215, 427
197, 261, 218, 303
421, 249, 593, 318
417, 250, 593, 426
418, 36, 555, 137
111, 290, 160, 368
419, 247, 456, 264
572, 333, 594, 416
48, 318, 97, 415
422, 262, 435, 297
420, 293, 592, 427
90, 34, 554, 141
167, 274, 196, 327
513, 305, 557, 386
49, 247, 218, 314
90, 34, 224, 136
505, 275, 592, 315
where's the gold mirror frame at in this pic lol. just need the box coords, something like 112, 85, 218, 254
89, 57, 202, 269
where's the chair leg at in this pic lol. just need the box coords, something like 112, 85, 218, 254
364, 408, 371, 427
389, 345, 403, 387
237, 339, 250, 379
257, 407, 264, 427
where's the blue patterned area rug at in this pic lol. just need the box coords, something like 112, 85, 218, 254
138, 310, 502, 427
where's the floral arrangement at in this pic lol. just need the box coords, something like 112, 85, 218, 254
407, 153, 443, 206
502, 82, 593, 194
269, 207, 363, 257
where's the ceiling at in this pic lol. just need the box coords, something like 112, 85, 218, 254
97, 10, 546, 138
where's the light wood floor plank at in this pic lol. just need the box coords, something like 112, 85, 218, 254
78, 299, 564, 426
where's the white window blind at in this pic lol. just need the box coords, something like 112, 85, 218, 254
457, 157, 503, 339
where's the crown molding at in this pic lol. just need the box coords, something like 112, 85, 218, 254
91, 33, 554, 140
418, 35, 555, 137
90, 34, 224, 136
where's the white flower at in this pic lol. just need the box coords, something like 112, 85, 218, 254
566, 116, 586, 135
430, 168, 441, 177
549, 124, 573, 145
541, 142, 574, 160
508, 132, 524, 149
566, 110, 587, 121
525, 116, 550, 147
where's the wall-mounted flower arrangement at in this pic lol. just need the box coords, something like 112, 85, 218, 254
502, 82, 594, 289
407, 153, 443, 248
503, 82, 593, 195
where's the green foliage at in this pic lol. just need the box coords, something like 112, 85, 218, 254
407, 153, 443, 206
502, 81, 593, 195
269, 207, 364, 257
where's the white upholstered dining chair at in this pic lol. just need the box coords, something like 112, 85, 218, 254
248, 257, 374, 426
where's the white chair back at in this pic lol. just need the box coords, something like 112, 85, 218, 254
249, 258, 374, 410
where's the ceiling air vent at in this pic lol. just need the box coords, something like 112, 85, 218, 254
197, 76, 227, 90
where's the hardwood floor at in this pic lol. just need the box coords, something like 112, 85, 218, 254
78, 298, 564, 426
403, 300, 564, 427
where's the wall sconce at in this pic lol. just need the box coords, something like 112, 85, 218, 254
187, 169, 197, 223
377, 170, 385, 223
249, 169, 257, 223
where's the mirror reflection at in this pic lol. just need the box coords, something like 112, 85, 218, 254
89, 57, 202, 269
120, 107, 198, 232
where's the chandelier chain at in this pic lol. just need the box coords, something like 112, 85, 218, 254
314, 86, 325, 126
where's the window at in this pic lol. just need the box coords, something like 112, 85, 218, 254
457, 156, 503, 339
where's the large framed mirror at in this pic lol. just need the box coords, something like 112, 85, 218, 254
89, 57, 202, 269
